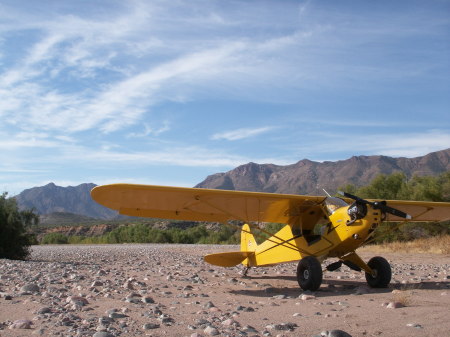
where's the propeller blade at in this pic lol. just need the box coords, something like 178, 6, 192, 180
339, 191, 412, 220
338, 191, 365, 202
373, 202, 412, 219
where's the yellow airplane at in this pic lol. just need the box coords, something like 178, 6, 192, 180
91, 184, 450, 291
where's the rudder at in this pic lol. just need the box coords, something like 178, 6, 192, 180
241, 224, 257, 253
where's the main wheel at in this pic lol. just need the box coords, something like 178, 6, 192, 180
296, 256, 323, 291
365, 256, 391, 288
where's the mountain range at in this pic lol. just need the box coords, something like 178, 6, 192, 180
196, 148, 450, 194
16, 183, 117, 221
15, 148, 450, 222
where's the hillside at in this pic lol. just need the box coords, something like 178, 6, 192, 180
14, 148, 450, 223
196, 148, 450, 195
15, 183, 117, 219
38, 212, 99, 226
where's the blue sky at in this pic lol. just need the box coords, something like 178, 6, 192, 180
0, 0, 449, 195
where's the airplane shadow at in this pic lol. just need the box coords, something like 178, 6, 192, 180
230, 275, 449, 298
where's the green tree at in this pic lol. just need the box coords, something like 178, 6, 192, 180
41, 233, 69, 244
357, 172, 407, 199
0, 193, 39, 260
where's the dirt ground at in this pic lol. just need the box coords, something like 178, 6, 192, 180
0, 244, 449, 337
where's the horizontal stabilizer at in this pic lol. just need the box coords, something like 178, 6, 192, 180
204, 251, 253, 267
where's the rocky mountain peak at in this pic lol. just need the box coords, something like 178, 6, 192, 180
196, 148, 450, 195
13, 148, 450, 222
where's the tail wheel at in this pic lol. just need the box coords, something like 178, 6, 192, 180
365, 256, 391, 288
296, 256, 323, 291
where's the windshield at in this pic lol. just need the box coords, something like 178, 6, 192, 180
323, 197, 348, 215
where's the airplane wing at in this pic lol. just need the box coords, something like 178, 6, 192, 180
370, 199, 450, 222
91, 184, 326, 224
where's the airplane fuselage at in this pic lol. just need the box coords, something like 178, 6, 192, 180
243, 200, 382, 267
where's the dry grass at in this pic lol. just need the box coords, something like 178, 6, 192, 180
392, 290, 413, 306
362, 235, 450, 254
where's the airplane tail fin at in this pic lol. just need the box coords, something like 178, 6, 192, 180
241, 224, 257, 253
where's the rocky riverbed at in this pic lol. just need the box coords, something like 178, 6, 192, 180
0, 244, 449, 337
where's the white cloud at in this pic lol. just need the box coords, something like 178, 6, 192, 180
212, 127, 274, 141
0, 133, 60, 149
127, 121, 170, 138
363, 130, 450, 158
291, 129, 450, 161
2, 0, 446, 138
68, 145, 248, 168
0, 0, 448, 196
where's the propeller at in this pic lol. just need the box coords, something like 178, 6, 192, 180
338, 191, 412, 220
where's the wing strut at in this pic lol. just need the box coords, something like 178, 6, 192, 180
195, 196, 308, 253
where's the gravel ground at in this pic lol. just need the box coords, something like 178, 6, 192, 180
0, 244, 449, 337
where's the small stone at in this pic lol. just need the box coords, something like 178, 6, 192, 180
91, 280, 103, 287
242, 325, 258, 333
99, 316, 114, 325
222, 318, 239, 326
123, 281, 134, 290
300, 294, 316, 300
142, 296, 155, 303
66, 296, 89, 306
9, 319, 33, 329
20, 283, 40, 293
266, 322, 297, 331
209, 306, 220, 312
93, 332, 115, 337
386, 301, 405, 309
32, 328, 46, 335
125, 294, 142, 304
36, 307, 52, 314
109, 312, 128, 319
272, 294, 287, 299
143, 323, 160, 329
317, 330, 353, 337
204, 301, 215, 309
159, 316, 174, 325
204, 325, 220, 335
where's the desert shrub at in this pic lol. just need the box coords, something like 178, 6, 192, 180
41, 233, 69, 244
0, 193, 39, 260
199, 226, 238, 244
64, 223, 239, 245
254, 223, 285, 244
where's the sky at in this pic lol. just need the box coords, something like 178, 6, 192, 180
0, 0, 449, 195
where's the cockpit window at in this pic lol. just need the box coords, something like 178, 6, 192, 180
323, 197, 348, 215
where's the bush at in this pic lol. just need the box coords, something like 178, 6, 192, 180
0, 192, 39, 260
41, 233, 69, 244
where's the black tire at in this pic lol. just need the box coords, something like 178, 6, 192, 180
365, 256, 391, 288
296, 256, 323, 291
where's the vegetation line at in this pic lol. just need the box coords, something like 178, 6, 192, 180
1, 171, 449, 259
